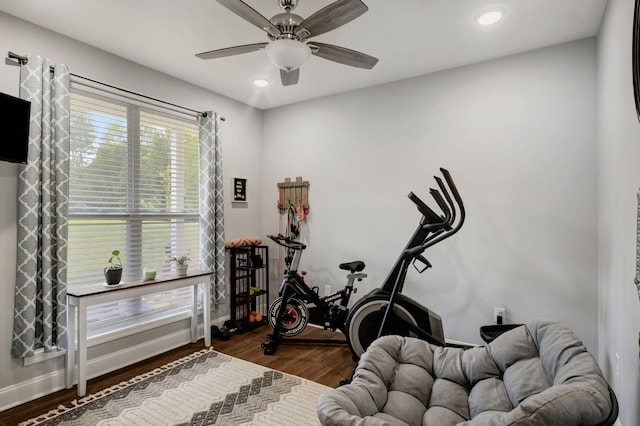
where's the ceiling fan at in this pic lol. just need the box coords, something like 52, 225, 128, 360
196, 0, 379, 86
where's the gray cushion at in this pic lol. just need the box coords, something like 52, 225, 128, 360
317, 319, 614, 426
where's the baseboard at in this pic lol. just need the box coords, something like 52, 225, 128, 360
0, 369, 64, 414
0, 316, 228, 413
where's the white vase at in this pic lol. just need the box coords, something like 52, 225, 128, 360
177, 264, 188, 276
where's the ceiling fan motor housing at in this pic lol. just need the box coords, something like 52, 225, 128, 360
270, 12, 305, 39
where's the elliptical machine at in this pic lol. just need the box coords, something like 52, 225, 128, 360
345, 167, 465, 358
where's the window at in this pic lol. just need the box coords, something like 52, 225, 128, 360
68, 88, 201, 338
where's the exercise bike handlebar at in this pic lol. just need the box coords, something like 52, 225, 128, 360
267, 234, 307, 250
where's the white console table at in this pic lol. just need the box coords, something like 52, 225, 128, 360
65, 270, 213, 396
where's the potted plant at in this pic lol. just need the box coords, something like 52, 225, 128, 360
170, 255, 191, 276
104, 249, 123, 285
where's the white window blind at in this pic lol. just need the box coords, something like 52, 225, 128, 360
68, 88, 201, 338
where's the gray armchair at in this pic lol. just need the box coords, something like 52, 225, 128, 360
317, 320, 617, 425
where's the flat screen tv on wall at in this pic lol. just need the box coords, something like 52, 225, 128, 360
0, 92, 31, 164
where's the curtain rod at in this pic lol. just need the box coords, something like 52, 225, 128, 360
7, 51, 222, 120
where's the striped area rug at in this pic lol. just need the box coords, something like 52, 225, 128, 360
22, 348, 331, 425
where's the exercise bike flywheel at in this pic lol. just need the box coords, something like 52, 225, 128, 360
268, 296, 310, 337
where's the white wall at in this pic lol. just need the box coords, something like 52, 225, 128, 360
598, 0, 640, 425
262, 39, 599, 351
0, 12, 263, 409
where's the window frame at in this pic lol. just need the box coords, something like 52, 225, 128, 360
68, 86, 202, 343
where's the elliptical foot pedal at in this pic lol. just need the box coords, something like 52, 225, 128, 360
479, 324, 523, 343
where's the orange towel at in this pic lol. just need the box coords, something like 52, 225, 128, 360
224, 236, 263, 248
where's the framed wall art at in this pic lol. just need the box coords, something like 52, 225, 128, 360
232, 177, 248, 203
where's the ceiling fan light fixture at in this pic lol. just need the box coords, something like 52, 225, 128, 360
265, 39, 311, 72
476, 8, 504, 26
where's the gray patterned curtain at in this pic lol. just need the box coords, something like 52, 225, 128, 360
199, 112, 226, 305
12, 55, 70, 358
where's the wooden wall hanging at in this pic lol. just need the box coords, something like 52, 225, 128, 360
277, 177, 309, 214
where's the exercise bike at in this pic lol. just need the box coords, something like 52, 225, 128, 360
345, 167, 466, 358
261, 233, 367, 355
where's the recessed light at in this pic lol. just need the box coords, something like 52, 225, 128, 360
253, 78, 270, 87
476, 8, 504, 26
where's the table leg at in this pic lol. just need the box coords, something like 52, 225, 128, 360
191, 285, 198, 343
203, 281, 212, 347
77, 298, 88, 397
65, 298, 76, 389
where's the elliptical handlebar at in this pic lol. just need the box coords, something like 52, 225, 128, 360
267, 233, 307, 250
441, 168, 464, 210
429, 187, 451, 225
404, 168, 465, 257
434, 176, 456, 227
408, 192, 442, 223
438, 167, 465, 237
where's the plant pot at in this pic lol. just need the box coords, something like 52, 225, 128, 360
104, 267, 123, 285
176, 264, 188, 276
143, 267, 157, 280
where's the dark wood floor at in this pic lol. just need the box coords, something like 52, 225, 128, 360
0, 325, 355, 426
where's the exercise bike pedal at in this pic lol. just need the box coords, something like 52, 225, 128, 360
262, 343, 275, 355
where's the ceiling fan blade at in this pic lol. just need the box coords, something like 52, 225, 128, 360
310, 42, 378, 69
294, 0, 368, 39
280, 68, 299, 86
216, 0, 281, 37
196, 43, 268, 59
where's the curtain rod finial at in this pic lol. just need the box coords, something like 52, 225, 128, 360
8, 51, 28, 65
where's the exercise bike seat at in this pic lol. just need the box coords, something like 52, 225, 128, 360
339, 261, 366, 273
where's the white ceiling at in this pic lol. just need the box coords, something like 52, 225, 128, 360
0, 0, 608, 110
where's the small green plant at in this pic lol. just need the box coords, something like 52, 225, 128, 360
170, 255, 191, 266
106, 250, 123, 270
